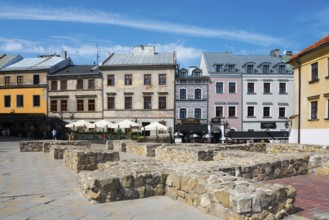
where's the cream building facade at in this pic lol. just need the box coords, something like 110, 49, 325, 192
289, 35, 329, 144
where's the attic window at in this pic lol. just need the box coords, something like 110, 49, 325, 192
279, 65, 286, 74
216, 65, 223, 72
263, 65, 270, 74
247, 65, 254, 74
228, 65, 235, 72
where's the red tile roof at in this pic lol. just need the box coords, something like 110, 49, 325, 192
290, 34, 329, 61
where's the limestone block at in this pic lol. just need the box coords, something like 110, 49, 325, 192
231, 194, 252, 213
214, 189, 231, 208
19, 141, 43, 152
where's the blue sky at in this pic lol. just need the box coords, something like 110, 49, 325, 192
0, 0, 328, 68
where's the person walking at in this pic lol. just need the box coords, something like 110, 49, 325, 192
52, 129, 57, 140
103, 132, 107, 143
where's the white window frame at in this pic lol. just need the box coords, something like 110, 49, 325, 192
263, 106, 271, 117
215, 105, 224, 118
179, 108, 188, 119
228, 81, 237, 94
194, 108, 202, 119
215, 81, 224, 94
227, 105, 237, 118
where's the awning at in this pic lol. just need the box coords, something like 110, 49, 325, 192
227, 131, 289, 140
175, 124, 208, 133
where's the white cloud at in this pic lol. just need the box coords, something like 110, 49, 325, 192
0, 3, 285, 46
0, 36, 201, 66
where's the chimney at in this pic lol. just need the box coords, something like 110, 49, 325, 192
61, 51, 67, 59
284, 51, 293, 58
270, 49, 280, 57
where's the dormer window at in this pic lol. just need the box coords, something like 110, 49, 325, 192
180, 71, 188, 77
247, 65, 254, 73
193, 71, 201, 77
263, 65, 270, 74
228, 65, 235, 72
216, 65, 223, 72
279, 65, 286, 74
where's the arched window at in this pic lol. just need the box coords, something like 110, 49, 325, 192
195, 108, 201, 119
180, 89, 187, 99
180, 109, 187, 119
195, 89, 201, 99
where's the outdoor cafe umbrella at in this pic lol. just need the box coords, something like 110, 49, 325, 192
202, 134, 213, 139
87, 119, 114, 129
144, 122, 168, 131
112, 119, 141, 129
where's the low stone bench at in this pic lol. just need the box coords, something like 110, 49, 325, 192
49, 145, 89, 159
78, 159, 296, 220
126, 143, 164, 157
19, 141, 43, 152
43, 140, 91, 152
63, 149, 120, 173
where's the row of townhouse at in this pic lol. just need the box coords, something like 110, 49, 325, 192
0, 46, 176, 138
1, 35, 328, 144
176, 49, 294, 141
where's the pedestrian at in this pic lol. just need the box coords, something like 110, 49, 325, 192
103, 132, 107, 143
52, 129, 57, 140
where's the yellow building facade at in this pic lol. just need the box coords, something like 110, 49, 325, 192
0, 55, 71, 138
289, 35, 329, 144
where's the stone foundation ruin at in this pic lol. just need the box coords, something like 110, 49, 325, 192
19, 140, 329, 219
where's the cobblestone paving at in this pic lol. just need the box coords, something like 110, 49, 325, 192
0, 140, 219, 220
266, 174, 329, 219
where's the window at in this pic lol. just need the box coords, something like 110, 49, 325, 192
311, 101, 318, 119
195, 108, 201, 119
125, 74, 132, 85
264, 82, 271, 94
180, 109, 187, 119
51, 81, 57, 91
247, 106, 254, 117
159, 97, 166, 109
107, 97, 115, 110
33, 75, 40, 85
311, 63, 318, 81
247, 65, 254, 73
60, 80, 67, 90
77, 79, 83, 89
4, 95, 10, 107
33, 95, 40, 107
180, 71, 187, 77
17, 76, 23, 85
4, 76, 10, 86
215, 106, 223, 117
88, 79, 95, 89
216, 82, 224, 94
195, 79, 201, 84
88, 99, 95, 111
279, 107, 286, 118
159, 74, 166, 85
228, 82, 236, 94
16, 95, 23, 107
144, 74, 151, 85
263, 65, 270, 74
195, 89, 201, 99
144, 96, 152, 109
228, 106, 236, 117
279, 83, 287, 94
77, 99, 84, 111
107, 75, 115, 86
125, 97, 132, 109
61, 100, 67, 111
279, 65, 286, 74
180, 79, 186, 84
228, 65, 235, 72
193, 71, 201, 77
180, 89, 187, 99
50, 100, 57, 112
263, 107, 270, 117
247, 82, 255, 93
216, 65, 223, 72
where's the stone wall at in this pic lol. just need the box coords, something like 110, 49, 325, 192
49, 145, 89, 160
126, 143, 165, 157
63, 149, 120, 173
78, 159, 296, 219
308, 154, 329, 176
43, 140, 91, 152
19, 141, 43, 152
266, 143, 329, 153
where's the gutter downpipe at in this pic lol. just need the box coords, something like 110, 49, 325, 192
297, 60, 301, 144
